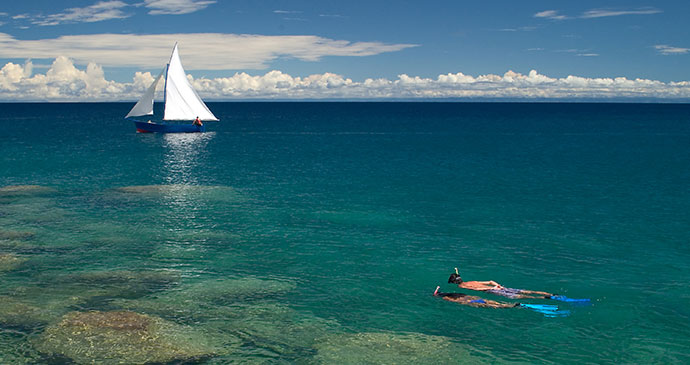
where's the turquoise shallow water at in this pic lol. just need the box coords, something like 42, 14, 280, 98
1, 102, 689, 363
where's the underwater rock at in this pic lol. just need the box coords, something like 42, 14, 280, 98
114, 184, 181, 194
0, 240, 30, 251
150, 245, 210, 261
7, 283, 129, 320
112, 184, 246, 202
212, 302, 338, 360
46, 270, 182, 301
118, 301, 339, 362
0, 230, 34, 251
112, 277, 296, 322
181, 277, 296, 299
0, 230, 34, 241
115, 184, 232, 194
313, 331, 486, 364
0, 231, 35, 251
35, 311, 219, 364
0, 332, 43, 364
113, 282, 341, 361
0, 296, 51, 329
0, 253, 27, 272
114, 277, 295, 316
0, 185, 56, 197
0, 198, 68, 225
65, 269, 180, 288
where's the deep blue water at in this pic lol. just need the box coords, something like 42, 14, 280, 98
1, 102, 689, 363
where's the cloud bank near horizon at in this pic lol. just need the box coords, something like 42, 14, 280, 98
0, 33, 417, 70
1, 57, 689, 101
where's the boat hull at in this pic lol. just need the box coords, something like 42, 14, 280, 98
134, 121, 205, 133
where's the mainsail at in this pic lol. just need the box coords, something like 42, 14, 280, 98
163, 44, 218, 121
125, 43, 218, 121
125, 67, 165, 118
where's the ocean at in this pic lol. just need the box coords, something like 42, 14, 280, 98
1, 102, 689, 363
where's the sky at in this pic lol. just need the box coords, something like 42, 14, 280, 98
0, 0, 688, 101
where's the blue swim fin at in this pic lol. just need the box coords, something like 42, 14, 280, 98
519, 304, 559, 312
519, 303, 570, 317
550, 295, 591, 303
543, 310, 571, 318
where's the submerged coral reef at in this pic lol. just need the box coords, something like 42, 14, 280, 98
112, 277, 296, 321
64, 269, 180, 289
0, 185, 57, 197
112, 184, 245, 202
313, 331, 486, 364
0, 230, 34, 241
0, 296, 51, 329
34, 311, 220, 364
0, 254, 27, 273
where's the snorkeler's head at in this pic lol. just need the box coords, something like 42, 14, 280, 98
448, 273, 463, 284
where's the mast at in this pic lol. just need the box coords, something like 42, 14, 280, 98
163, 42, 175, 111
163, 63, 170, 111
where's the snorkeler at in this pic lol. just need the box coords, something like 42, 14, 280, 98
433, 286, 569, 316
448, 271, 551, 299
433, 286, 517, 308
448, 268, 590, 303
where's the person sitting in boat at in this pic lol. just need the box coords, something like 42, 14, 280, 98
192, 116, 203, 126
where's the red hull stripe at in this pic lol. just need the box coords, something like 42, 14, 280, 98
136, 128, 153, 133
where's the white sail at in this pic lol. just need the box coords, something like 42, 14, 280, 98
125, 67, 165, 118
163, 44, 218, 121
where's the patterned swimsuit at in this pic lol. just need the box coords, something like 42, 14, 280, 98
486, 287, 522, 299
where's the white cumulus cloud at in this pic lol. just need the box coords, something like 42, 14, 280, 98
0, 57, 129, 100
144, 0, 216, 15
1, 58, 689, 101
0, 33, 417, 70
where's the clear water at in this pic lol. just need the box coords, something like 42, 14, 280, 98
1, 102, 689, 363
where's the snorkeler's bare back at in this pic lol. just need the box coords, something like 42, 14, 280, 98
460, 282, 553, 298
458, 281, 503, 291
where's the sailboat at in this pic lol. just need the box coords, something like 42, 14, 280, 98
125, 43, 218, 133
